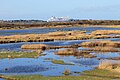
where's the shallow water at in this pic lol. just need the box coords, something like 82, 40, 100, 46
0, 27, 120, 36
95, 52, 120, 59
0, 49, 95, 76
0, 40, 85, 51
0, 47, 118, 76
0, 38, 119, 51
0, 26, 119, 76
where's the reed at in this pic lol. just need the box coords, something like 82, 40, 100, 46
0, 30, 120, 43
81, 40, 120, 48
98, 60, 120, 73
91, 30, 120, 35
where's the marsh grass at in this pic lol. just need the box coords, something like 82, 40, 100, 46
21, 44, 49, 50
51, 60, 74, 65
0, 30, 120, 43
55, 48, 77, 55
83, 69, 120, 79
1, 69, 120, 80
89, 47, 120, 52
81, 40, 120, 48
55, 48, 95, 58
98, 60, 120, 73
91, 30, 120, 35
105, 25, 120, 28
0, 51, 43, 58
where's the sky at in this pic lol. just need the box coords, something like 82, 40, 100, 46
0, 0, 120, 20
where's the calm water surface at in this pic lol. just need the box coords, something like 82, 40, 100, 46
0, 26, 120, 36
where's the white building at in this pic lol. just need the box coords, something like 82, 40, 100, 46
47, 16, 70, 22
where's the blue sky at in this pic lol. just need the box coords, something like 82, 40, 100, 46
0, 0, 120, 20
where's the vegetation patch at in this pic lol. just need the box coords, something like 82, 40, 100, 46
21, 43, 81, 50
98, 60, 120, 73
82, 69, 120, 79
55, 48, 96, 58
0, 51, 44, 58
55, 48, 77, 55
81, 40, 120, 48
88, 47, 120, 52
0, 30, 120, 43
91, 30, 120, 35
1, 20, 120, 30
51, 59, 74, 65
1, 68, 120, 80
105, 25, 120, 28
81, 40, 120, 52
44, 58, 53, 60
21, 44, 50, 50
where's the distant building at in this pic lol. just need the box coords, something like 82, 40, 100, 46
47, 16, 71, 22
